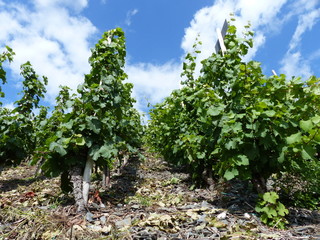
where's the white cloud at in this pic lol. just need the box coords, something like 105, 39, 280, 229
0, 12, 22, 43
181, 0, 319, 81
125, 9, 138, 26
280, 51, 313, 79
125, 0, 290, 112
0, 0, 96, 103
181, 0, 288, 66
289, 8, 320, 51
33, 0, 89, 13
290, 0, 319, 15
3, 102, 15, 110
235, 0, 287, 27
126, 62, 182, 108
279, 0, 320, 78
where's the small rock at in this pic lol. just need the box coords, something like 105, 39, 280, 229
88, 224, 102, 231
101, 225, 112, 234
100, 216, 107, 225
37, 206, 49, 210
201, 201, 211, 209
131, 204, 140, 209
217, 211, 227, 220
90, 202, 100, 209
169, 233, 181, 238
197, 214, 208, 223
115, 217, 132, 228
244, 213, 251, 219
86, 211, 94, 222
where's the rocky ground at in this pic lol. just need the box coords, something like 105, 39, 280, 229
0, 151, 320, 239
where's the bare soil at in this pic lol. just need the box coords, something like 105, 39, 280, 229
1, 151, 320, 239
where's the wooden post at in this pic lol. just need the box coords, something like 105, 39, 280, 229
215, 20, 228, 56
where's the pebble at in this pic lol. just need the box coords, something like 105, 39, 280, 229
201, 200, 211, 209
87, 225, 102, 231
131, 204, 140, 209
100, 215, 107, 225
115, 217, 132, 228
197, 214, 208, 223
85, 211, 94, 222
101, 225, 112, 234
217, 211, 227, 220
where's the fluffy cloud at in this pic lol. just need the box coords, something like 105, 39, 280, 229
280, 51, 313, 79
181, 0, 288, 66
128, 0, 313, 113
33, 0, 89, 13
289, 8, 320, 51
126, 62, 182, 110
280, 0, 320, 78
126, 0, 291, 112
0, 0, 96, 103
181, 0, 319, 81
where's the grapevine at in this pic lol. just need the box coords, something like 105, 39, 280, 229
146, 19, 320, 213
34, 28, 143, 211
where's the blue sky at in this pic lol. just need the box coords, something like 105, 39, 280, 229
0, 0, 320, 117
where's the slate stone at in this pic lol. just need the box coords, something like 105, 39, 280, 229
115, 217, 132, 228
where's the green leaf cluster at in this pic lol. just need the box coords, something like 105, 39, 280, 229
0, 46, 15, 98
34, 28, 143, 180
147, 18, 320, 200
0, 54, 48, 167
255, 192, 289, 229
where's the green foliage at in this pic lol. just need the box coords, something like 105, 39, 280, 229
14, 62, 48, 115
146, 39, 220, 184
255, 192, 289, 229
146, 18, 320, 197
35, 28, 143, 181
290, 191, 319, 210
275, 161, 320, 210
0, 30, 143, 188
0, 46, 15, 99
0, 58, 48, 166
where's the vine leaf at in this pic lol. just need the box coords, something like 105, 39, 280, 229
263, 192, 279, 204
224, 168, 239, 180
299, 119, 313, 132
286, 132, 302, 145
49, 142, 67, 156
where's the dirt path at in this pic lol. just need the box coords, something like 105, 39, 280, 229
1, 152, 319, 239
